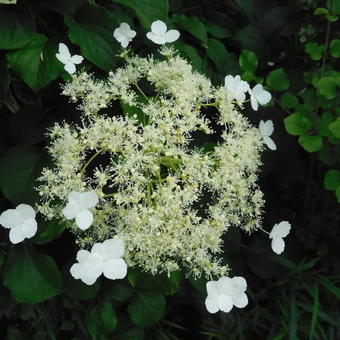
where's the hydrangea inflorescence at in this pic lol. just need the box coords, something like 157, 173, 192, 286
37, 46, 265, 280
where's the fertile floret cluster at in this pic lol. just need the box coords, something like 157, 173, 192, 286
36, 47, 265, 279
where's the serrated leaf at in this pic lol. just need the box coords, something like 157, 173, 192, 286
172, 14, 207, 45
3, 245, 62, 303
65, 4, 119, 71
280, 92, 299, 109
330, 39, 340, 58
305, 42, 325, 61
239, 50, 258, 73
7, 34, 62, 91
284, 113, 312, 136
298, 135, 323, 152
207, 38, 228, 72
0, 4, 35, 49
206, 22, 231, 39
316, 77, 337, 99
329, 119, 340, 138
128, 291, 166, 327
266, 68, 290, 91
112, 0, 168, 29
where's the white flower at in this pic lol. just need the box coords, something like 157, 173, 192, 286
113, 23, 136, 48
146, 20, 180, 45
62, 191, 98, 230
269, 221, 291, 254
0, 204, 37, 244
224, 75, 250, 104
56, 43, 83, 75
249, 84, 271, 111
259, 120, 276, 150
70, 238, 127, 285
205, 276, 248, 314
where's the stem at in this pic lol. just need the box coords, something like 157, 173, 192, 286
103, 192, 116, 198
259, 226, 270, 235
134, 83, 150, 102
80, 149, 104, 174
321, 21, 331, 76
201, 102, 217, 107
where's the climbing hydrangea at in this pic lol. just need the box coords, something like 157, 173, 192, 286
36, 46, 265, 279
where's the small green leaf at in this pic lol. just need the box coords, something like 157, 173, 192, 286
324, 169, 340, 190
3, 245, 62, 303
65, 4, 119, 71
314, 8, 329, 16
239, 50, 258, 73
206, 22, 231, 39
112, 0, 168, 29
266, 68, 290, 91
330, 39, 340, 58
7, 34, 62, 91
336, 186, 340, 203
172, 14, 207, 45
86, 302, 117, 337
298, 135, 323, 152
316, 77, 337, 99
207, 38, 228, 72
0, 55, 10, 107
0, 4, 35, 49
104, 281, 134, 302
32, 220, 67, 245
174, 42, 204, 72
284, 113, 312, 135
305, 42, 325, 61
329, 118, 340, 138
280, 92, 299, 109
128, 291, 166, 327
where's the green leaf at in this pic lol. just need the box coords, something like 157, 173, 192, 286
112, 0, 168, 29
298, 135, 323, 152
104, 281, 134, 302
119, 328, 145, 339
309, 283, 319, 340
239, 50, 258, 73
174, 42, 204, 72
128, 291, 166, 327
0, 55, 10, 107
316, 77, 337, 99
324, 169, 340, 190
207, 38, 228, 72
65, 4, 119, 71
172, 14, 207, 45
0, 146, 45, 205
305, 42, 325, 61
7, 34, 62, 91
266, 68, 290, 91
336, 186, 340, 203
329, 118, 340, 138
289, 295, 298, 340
2, 245, 62, 303
319, 277, 340, 298
314, 8, 328, 16
86, 302, 117, 337
280, 92, 299, 109
32, 219, 67, 245
284, 113, 312, 136
330, 39, 340, 58
0, 4, 35, 49
206, 22, 231, 39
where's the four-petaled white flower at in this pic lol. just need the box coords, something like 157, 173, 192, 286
269, 221, 291, 254
259, 120, 276, 150
205, 276, 248, 314
146, 20, 180, 45
0, 204, 37, 244
249, 84, 271, 111
113, 23, 136, 48
62, 191, 99, 230
56, 43, 83, 75
70, 238, 127, 285
224, 75, 250, 104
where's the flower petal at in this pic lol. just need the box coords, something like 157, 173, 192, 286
64, 62, 76, 75
205, 295, 220, 313
206, 281, 219, 298
151, 20, 167, 35
102, 238, 125, 260
250, 94, 258, 111
70, 55, 83, 65
218, 294, 233, 313
146, 32, 166, 45
21, 218, 37, 239
103, 258, 127, 280
271, 237, 285, 254
9, 226, 25, 244
257, 89, 271, 105
270, 221, 291, 239
68, 191, 83, 204
259, 120, 274, 137
233, 292, 248, 308
79, 191, 98, 210
58, 43, 71, 60
62, 201, 80, 220
163, 29, 180, 43
16, 204, 36, 220
76, 249, 91, 263
75, 209, 94, 230
0, 209, 22, 228
231, 276, 247, 292
70, 263, 82, 279
91, 242, 104, 257
263, 136, 277, 150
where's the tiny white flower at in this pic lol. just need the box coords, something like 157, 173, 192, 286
249, 84, 271, 111
269, 221, 291, 254
113, 22, 136, 48
224, 75, 250, 104
205, 276, 248, 314
70, 238, 127, 285
259, 120, 276, 150
62, 191, 99, 230
0, 204, 37, 244
56, 43, 83, 75
146, 20, 180, 45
